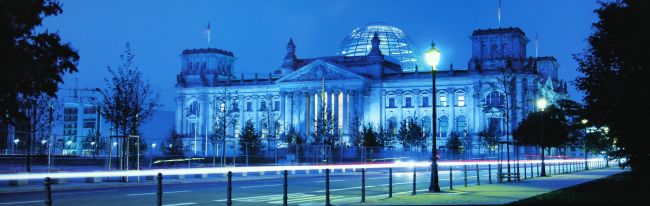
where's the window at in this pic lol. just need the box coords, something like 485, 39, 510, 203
456, 116, 467, 133
232, 102, 239, 111
388, 97, 395, 108
274, 101, 280, 111
488, 117, 502, 135
439, 116, 448, 137
405, 97, 412, 108
457, 95, 465, 107
422, 96, 429, 107
83, 107, 96, 114
260, 101, 267, 111
64, 108, 77, 115
486, 91, 503, 107
188, 101, 200, 116
439, 95, 447, 107
246, 102, 252, 111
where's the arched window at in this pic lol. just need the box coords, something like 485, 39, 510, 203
437, 91, 448, 107
455, 90, 466, 107
260, 100, 267, 111
422, 116, 432, 137
438, 116, 448, 137
490, 44, 497, 58
188, 101, 200, 117
456, 115, 467, 133
486, 91, 503, 107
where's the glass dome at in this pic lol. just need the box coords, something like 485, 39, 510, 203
336, 22, 420, 72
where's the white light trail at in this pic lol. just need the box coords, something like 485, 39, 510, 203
0, 158, 610, 181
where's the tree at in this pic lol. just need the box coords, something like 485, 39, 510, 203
284, 125, 303, 163
397, 120, 410, 150
380, 120, 398, 149
574, 0, 650, 171
513, 105, 570, 176
409, 118, 426, 151
99, 43, 159, 170
478, 124, 499, 154
240, 120, 263, 158
83, 129, 105, 159
359, 123, 380, 148
163, 129, 185, 157
446, 132, 464, 153
210, 85, 238, 166
0, 0, 79, 124
260, 99, 280, 157
13, 95, 59, 171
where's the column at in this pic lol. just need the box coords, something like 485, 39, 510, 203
342, 90, 349, 139
333, 90, 340, 134
176, 96, 184, 133
280, 91, 286, 132
309, 91, 315, 135
414, 89, 420, 117
253, 95, 259, 129
397, 90, 403, 122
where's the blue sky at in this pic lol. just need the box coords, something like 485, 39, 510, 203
44, 0, 601, 111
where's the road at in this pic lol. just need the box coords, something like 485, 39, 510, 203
0, 165, 536, 206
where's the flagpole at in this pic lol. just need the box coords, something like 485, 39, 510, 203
498, 0, 502, 28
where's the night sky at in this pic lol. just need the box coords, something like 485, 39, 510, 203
43, 0, 601, 111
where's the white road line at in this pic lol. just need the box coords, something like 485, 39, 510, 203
315, 179, 344, 183
0, 200, 41, 205
125, 190, 190, 196
54, 189, 118, 196
162, 203, 196, 206
240, 184, 283, 189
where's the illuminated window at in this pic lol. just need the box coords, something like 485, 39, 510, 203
439, 96, 447, 107
457, 95, 465, 107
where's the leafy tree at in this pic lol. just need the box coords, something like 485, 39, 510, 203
446, 132, 464, 153
513, 105, 570, 175
99, 43, 159, 170
574, 0, 650, 171
83, 129, 105, 159
408, 118, 426, 150
359, 123, 380, 148
284, 125, 303, 163
397, 120, 410, 150
240, 120, 263, 157
163, 129, 185, 157
0, 0, 79, 124
478, 123, 499, 153
381, 121, 398, 149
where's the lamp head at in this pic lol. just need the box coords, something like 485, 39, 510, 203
536, 98, 548, 111
425, 42, 441, 70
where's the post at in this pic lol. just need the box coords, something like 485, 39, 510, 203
476, 164, 480, 185
388, 168, 393, 198
537, 163, 540, 177
157, 173, 162, 206
412, 166, 416, 195
488, 164, 492, 184
449, 166, 453, 190
44, 177, 52, 206
326, 168, 330, 206
227, 171, 232, 206
361, 168, 366, 202
464, 164, 467, 187
283, 170, 288, 206
530, 163, 533, 178
524, 161, 527, 179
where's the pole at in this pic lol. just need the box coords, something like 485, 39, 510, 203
524, 161, 527, 179
464, 164, 467, 187
227, 171, 232, 206
476, 164, 480, 185
283, 170, 288, 206
48, 106, 53, 172
530, 163, 533, 178
388, 168, 393, 198
44, 177, 52, 206
488, 164, 492, 184
449, 166, 453, 190
361, 168, 366, 202
429, 66, 440, 192
156, 173, 162, 206
325, 168, 330, 206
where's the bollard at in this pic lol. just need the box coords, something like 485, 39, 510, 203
326, 168, 331, 206
361, 168, 366, 202
464, 165, 467, 187
530, 163, 533, 178
44, 177, 52, 206
412, 166, 416, 195
537, 163, 540, 177
283, 170, 288, 206
524, 162, 527, 179
157, 173, 163, 206
488, 164, 492, 184
388, 168, 393, 198
449, 166, 453, 190
476, 164, 480, 185
227, 171, 232, 206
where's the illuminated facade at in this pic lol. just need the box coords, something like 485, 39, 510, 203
175, 24, 568, 155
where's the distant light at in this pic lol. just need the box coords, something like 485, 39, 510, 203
14, 139, 19, 144
67, 141, 73, 145
41, 140, 47, 145
152, 143, 157, 149
113, 142, 117, 147
581, 119, 588, 125
536, 98, 548, 111
91, 142, 96, 146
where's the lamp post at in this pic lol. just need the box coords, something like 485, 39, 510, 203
581, 119, 588, 170
536, 98, 547, 176
425, 42, 441, 192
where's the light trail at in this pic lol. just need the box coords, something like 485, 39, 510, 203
0, 158, 610, 181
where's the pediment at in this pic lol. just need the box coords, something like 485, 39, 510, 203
276, 60, 366, 83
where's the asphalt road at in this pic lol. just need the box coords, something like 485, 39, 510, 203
0, 166, 533, 206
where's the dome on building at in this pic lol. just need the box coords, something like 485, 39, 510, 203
336, 22, 420, 72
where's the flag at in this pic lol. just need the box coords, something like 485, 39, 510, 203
498, 0, 502, 28
206, 21, 211, 47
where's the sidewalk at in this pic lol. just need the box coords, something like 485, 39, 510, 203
356, 167, 627, 205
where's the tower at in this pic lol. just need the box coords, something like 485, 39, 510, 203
468, 27, 529, 71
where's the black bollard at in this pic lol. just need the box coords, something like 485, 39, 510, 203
537, 163, 540, 177
44, 177, 52, 206
488, 164, 492, 184
524, 162, 527, 179
412, 167, 416, 195
464, 165, 467, 187
530, 163, 533, 178
361, 168, 366, 203
449, 166, 453, 190
476, 164, 480, 185
227, 171, 232, 206
157, 173, 163, 206
388, 168, 393, 198
326, 168, 330, 206
283, 170, 288, 206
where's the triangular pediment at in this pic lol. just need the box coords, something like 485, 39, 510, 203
276, 60, 366, 83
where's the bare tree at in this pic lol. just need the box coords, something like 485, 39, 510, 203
14, 95, 60, 172
99, 43, 159, 170
210, 86, 238, 166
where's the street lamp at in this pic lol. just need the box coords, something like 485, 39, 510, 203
13, 139, 19, 154
425, 42, 441, 192
581, 119, 589, 170
536, 98, 547, 176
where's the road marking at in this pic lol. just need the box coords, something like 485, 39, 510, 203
240, 184, 283, 189
54, 189, 118, 195
162, 203, 196, 206
125, 190, 190, 196
315, 179, 344, 183
0, 200, 41, 205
